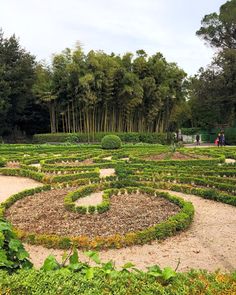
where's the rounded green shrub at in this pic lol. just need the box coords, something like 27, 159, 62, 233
101, 135, 121, 149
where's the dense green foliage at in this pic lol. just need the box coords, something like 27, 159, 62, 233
189, 0, 236, 129
33, 49, 186, 134
0, 219, 32, 273
0, 268, 235, 295
0, 30, 49, 139
33, 132, 168, 144
0, 0, 235, 140
101, 135, 122, 149
0, 31, 187, 139
196, 0, 236, 49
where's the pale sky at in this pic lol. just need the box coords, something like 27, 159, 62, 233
1, 0, 226, 75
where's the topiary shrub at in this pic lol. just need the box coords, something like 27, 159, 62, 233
101, 135, 121, 149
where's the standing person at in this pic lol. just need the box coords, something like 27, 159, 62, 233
222, 131, 226, 146
216, 133, 221, 147
219, 132, 224, 147
196, 134, 200, 146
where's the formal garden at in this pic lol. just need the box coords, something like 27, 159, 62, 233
0, 135, 236, 294
1, 0, 236, 292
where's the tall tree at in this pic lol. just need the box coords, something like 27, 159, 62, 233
189, 0, 236, 129
196, 0, 236, 49
0, 30, 35, 137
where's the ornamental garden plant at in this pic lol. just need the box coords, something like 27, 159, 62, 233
101, 135, 122, 149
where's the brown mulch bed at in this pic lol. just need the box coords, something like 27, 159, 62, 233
145, 151, 208, 161
55, 159, 94, 167
5, 189, 180, 238
6, 161, 20, 168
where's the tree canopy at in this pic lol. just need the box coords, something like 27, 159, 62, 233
196, 0, 236, 49
33, 48, 187, 134
0, 30, 49, 138
1, 0, 235, 139
189, 0, 236, 130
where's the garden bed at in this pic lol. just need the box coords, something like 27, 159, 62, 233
144, 151, 209, 161
5, 189, 180, 238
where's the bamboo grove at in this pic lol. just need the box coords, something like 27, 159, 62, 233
34, 48, 187, 134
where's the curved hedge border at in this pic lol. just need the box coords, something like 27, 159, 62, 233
0, 168, 45, 182
1, 184, 194, 250
64, 184, 110, 214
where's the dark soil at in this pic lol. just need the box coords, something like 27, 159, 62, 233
5, 189, 180, 238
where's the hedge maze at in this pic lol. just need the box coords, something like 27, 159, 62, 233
0, 144, 236, 251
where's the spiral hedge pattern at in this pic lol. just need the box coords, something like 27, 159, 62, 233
0, 144, 236, 249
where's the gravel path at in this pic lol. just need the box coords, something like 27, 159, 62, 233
99, 168, 115, 178
0, 175, 42, 202
75, 191, 103, 206
1, 176, 236, 272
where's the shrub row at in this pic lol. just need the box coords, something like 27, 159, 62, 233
33, 132, 168, 144
0, 157, 6, 167
131, 156, 224, 166
160, 175, 236, 195
0, 168, 45, 182
149, 182, 236, 206
0, 269, 235, 295
46, 171, 100, 183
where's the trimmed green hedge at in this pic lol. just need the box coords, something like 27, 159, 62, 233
0, 168, 45, 182
0, 269, 235, 295
33, 132, 168, 144
0, 157, 6, 167
1, 183, 194, 250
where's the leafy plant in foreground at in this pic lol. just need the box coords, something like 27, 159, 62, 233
41, 247, 176, 286
0, 219, 32, 273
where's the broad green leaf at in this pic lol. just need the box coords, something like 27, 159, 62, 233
0, 222, 11, 231
147, 265, 162, 274
102, 261, 114, 271
0, 250, 13, 267
162, 267, 176, 281
16, 249, 29, 260
69, 248, 79, 265
9, 239, 21, 251
62, 251, 68, 263
122, 262, 135, 269
148, 271, 162, 278
21, 259, 33, 269
68, 262, 86, 272
41, 255, 60, 271
84, 251, 101, 264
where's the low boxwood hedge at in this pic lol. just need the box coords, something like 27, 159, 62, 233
0, 269, 235, 295
1, 182, 194, 250
33, 132, 168, 144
